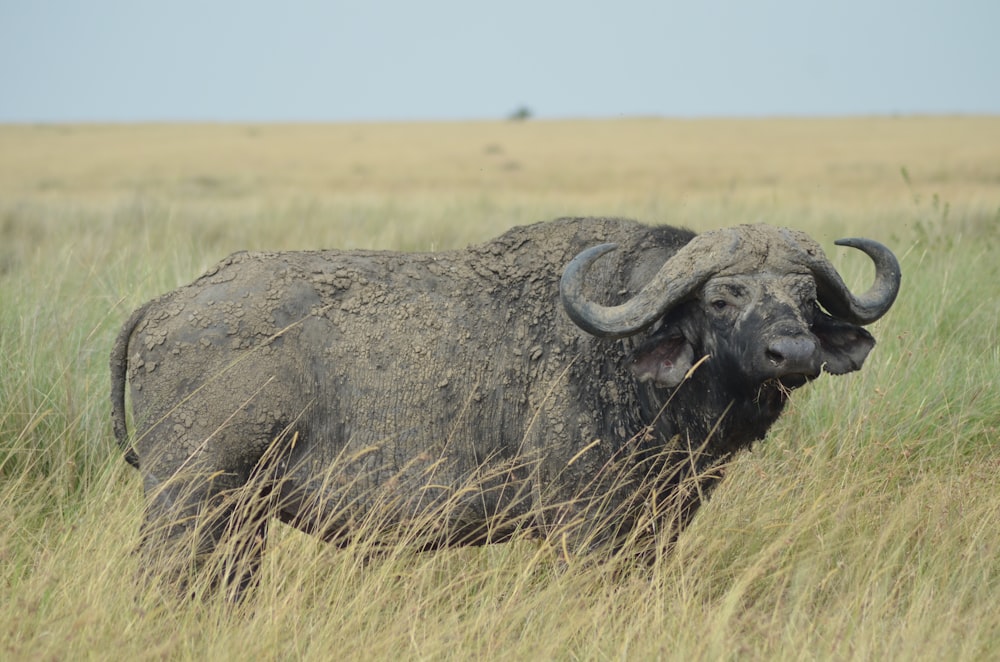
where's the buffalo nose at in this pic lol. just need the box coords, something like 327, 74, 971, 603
765, 336, 818, 372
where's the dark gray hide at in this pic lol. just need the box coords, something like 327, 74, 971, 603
110, 217, 900, 595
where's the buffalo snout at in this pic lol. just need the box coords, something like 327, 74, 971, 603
762, 335, 820, 379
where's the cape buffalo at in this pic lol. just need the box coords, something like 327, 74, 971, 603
110, 217, 900, 596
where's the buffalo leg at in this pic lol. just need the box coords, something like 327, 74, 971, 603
137, 462, 271, 601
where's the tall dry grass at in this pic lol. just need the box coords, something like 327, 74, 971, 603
1, 118, 998, 660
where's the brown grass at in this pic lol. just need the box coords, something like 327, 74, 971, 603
3, 117, 999, 211
1, 116, 998, 660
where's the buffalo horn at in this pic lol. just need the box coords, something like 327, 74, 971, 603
811, 237, 901, 324
560, 242, 716, 339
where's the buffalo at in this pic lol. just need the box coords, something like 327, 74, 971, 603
110, 217, 900, 596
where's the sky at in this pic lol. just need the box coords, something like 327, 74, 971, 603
1, 0, 997, 123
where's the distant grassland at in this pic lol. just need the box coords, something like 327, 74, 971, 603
5, 116, 1000, 206
1, 118, 998, 660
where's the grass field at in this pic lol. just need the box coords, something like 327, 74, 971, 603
1, 117, 999, 660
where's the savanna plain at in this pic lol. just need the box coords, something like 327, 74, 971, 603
1, 117, 999, 660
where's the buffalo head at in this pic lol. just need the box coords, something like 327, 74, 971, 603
560, 224, 901, 401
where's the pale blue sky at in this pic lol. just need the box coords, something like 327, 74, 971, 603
1, 0, 997, 122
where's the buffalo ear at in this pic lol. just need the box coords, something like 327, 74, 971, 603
813, 312, 876, 375
629, 332, 696, 388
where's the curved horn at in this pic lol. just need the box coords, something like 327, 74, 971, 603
560, 241, 716, 339
811, 237, 901, 324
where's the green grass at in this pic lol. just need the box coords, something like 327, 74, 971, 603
2, 119, 1000, 660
